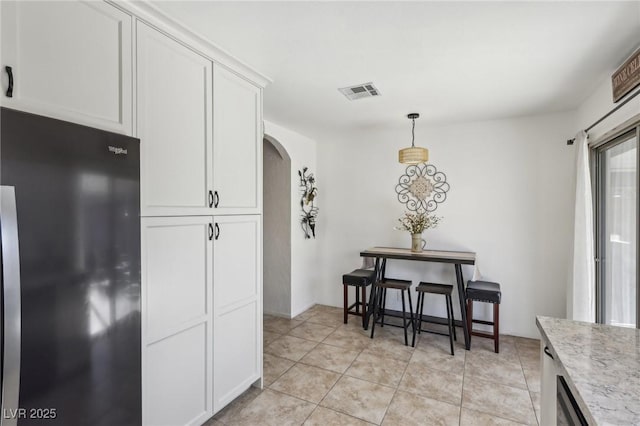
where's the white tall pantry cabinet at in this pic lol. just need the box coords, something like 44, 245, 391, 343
1, 2, 268, 425
134, 7, 265, 426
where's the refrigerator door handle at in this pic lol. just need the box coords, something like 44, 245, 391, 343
0, 186, 22, 426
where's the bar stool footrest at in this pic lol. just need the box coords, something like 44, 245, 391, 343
417, 328, 454, 338
470, 330, 496, 339
347, 301, 365, 311
471, 319, 495, 326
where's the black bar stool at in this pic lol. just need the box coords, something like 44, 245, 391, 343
370, 278, 415, 346
465, 280, 501, 353
342, 269, 376, 328
413, 282, 456, 355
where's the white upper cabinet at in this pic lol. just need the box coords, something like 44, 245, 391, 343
213, 64, 262, 214
0, 1, 132, 134
137, 22, 214, 217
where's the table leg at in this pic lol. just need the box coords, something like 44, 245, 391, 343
455, 263, 471, 350
364, 257, 381, 330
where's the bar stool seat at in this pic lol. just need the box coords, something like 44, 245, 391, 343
343, 269, 376, 286
342, 269, 376, 328
416, 282, 454, 295
370, 279, 415, 346
377, 280, 412, 290
466, 280, 501, 353
466, 281, 501, 303
413, 282, 456, 355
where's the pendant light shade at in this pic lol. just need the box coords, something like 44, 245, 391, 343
399, 113, 429, 165
398, 146, 429, 164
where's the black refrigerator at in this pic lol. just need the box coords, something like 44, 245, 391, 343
0, 108, 141, 425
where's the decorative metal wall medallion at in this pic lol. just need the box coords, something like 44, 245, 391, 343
298, 167, 318, 239
395, 163, 449, 213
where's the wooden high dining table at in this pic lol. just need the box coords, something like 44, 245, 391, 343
360, 247, 476, 350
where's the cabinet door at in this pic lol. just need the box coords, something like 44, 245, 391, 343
213, 64, 262, 214
540, 340, 557, 426
213, 215, 262, 413
0, 1, 132, 134
142, 216, 213, 426
137, 22, 213, 217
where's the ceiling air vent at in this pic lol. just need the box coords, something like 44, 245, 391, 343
338, 82, 381, 100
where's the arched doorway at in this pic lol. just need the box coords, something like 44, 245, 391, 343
263, 136, 292, 316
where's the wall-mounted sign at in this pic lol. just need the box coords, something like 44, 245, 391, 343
612, 48, 640, 103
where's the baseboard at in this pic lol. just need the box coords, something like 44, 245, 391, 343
263, 309, 291, 319
290, 301, 317, 318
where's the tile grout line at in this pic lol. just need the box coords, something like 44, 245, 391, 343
515, 341, 541, 426
459, 346, 466, 426
263, 387, 320, 423
267, 309, 344, 425
302, 309, 367, 417
311, 314, 411, 424
298, 319, 370, 374
313, 341, 367, 424
262, 310, 336, 425
260, 310, 355, 424
340, 369, 404, 392
264, 354, 296, 389
378, 332, 417, 426
458, 377, 538, 426
455, 340, 540, 425
315, 325, 375, 352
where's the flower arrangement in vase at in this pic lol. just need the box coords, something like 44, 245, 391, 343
395, 212, 442, 253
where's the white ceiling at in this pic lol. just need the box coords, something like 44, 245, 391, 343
153, 1, 640, 139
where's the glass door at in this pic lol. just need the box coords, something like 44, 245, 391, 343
595, 128, 638, 327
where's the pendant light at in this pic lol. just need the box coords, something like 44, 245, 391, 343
398, 113, 429, 164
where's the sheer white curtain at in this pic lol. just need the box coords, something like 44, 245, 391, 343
568, 131, 596, 322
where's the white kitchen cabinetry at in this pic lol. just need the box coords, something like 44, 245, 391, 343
142, 216, 214, 426
540, 340, 558, 426
212, 215, 262, 412
137, 22, 214, 217
142, 215, 262, 423
212, 64, 262, 214
0, 0, 132, 134
3, 1, 267, 424
136, 25, 262, 217
136, 14, 264, 425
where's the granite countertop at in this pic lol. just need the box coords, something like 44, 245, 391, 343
536, 316, 640, 426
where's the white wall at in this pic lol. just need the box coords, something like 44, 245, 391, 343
264, 120, 318, 317
263, 139, 292, 317
316, 112, 577, 338
576, 75, 640, 139
575, 0, 639, 136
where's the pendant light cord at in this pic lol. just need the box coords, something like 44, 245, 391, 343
411, 117, 416, 147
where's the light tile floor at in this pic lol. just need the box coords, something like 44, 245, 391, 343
206, 304, 541, 426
